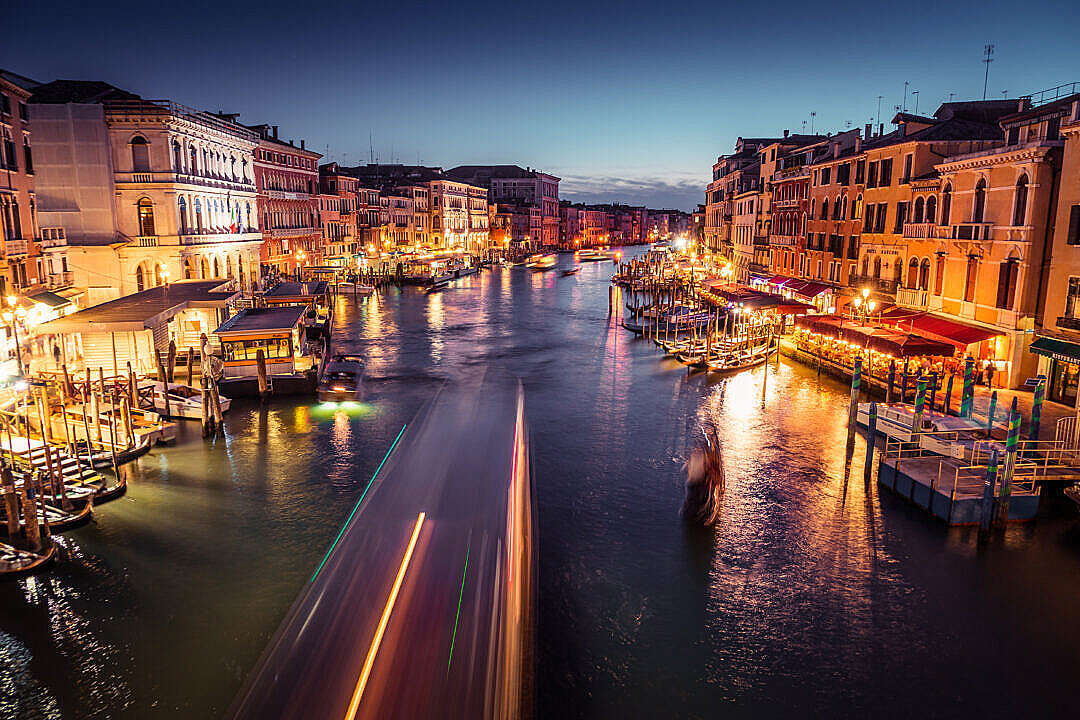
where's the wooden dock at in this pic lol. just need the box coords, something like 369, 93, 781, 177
878, 455, 1040, 524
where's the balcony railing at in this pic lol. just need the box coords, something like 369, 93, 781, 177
896, 287, 929, 309
181, 231, 262, 246
4, 239, 28, 256
269, 226, 319, 238
45, 271, 74, 289
131, 173, 153, 183
902, 222, 935, 239
135, 235, 158, 247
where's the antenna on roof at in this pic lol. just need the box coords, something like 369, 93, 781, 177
810, 111, 816, 134
903, 81, 909, 112
912, 90, 919, 115
982, 43, 995, 100
369, 131, 374, 164
876, 96, 883, 127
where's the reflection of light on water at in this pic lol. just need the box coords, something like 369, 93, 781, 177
308, 401, 376, 421
293, 405, 312, 433
428, 292, 445, 362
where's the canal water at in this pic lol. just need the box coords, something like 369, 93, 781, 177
2, 248, 1079, 719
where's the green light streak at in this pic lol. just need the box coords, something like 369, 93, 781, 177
310, 423, 407, 583
447, 541, 470, 673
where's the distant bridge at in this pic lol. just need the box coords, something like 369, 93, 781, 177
230, 380, 535, 719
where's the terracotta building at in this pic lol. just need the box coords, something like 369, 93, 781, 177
241, 122, 321, 276
0, 71, 42, 294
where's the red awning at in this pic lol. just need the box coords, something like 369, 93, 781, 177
888, 312, 1001, 348
792, 280, 831, 300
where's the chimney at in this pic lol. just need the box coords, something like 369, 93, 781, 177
878, 123, 884, 136
301, 139, 305, 150
272, 125, 278, 139
833, 142, 840, 158
783, 129, 790, 138
855, 137, 862, 153
864, 123, 872, 139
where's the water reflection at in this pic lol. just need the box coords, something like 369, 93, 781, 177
1, 251, 1079, 719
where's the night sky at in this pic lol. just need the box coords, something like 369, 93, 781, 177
5, 0, 1079, 210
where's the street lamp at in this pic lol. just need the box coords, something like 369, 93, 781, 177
5, 295, 22, 376
295, 250, 306, 281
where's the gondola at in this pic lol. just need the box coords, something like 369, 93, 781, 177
426, 279, 451, 293
0, 541, 55, 576
706, 344, 775, 374
561, 266, 581, 276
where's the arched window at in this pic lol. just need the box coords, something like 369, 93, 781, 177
832, 196, 841, 220
926, 196, 937, 224
154, 263, 164, 287
873, 255, 881, 279
178, 197, 188, 235
964, 255, 979, 302
135, 264, 145, 292
840, 195, 848, 220
172, 141, 182, 171
226, 255, 234, 279
820, 197, 829, 220
852, 194, 863, 220
913, 196, 925, 224
1013, 174, 1029, 226
941, 184, 951, 225
973, 178, 987, 223
893, 259, 902, 284
131, 136, 150, 172
245, 203, 252, 231
184, 256, 196, 280
200, 256, 210, 279
919, 258, 930, 290
194, 198, 204, 233
810, 198, 816, 219
861, 256, 869, 277
189, 145, 198, 174
996, 258, 1019, 309
137, 198, 155, 236
213, 256, 221, 278
907, 257, 919, 287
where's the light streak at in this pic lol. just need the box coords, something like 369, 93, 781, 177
311, 423, 407, 582
447, 541, 470, 673
344, 511, 426, 720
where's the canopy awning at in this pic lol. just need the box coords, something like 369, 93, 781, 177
790, 280, 831, 300
886, 312, 1001, 348
796, 315, 956, 356
1030, 336, 1080, 364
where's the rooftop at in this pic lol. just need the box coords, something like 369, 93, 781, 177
35, 280, 237, 334
214, 306, 307, 335
264, 281, 329, 299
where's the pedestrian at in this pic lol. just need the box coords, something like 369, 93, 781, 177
52, 343, 61, 369
986, 361, 995, 388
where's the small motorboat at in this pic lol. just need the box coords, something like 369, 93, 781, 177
318, 354, 364, 402
526, 254, 558, 270
426, 279, 451, 293
142, 381, 232, 420
562, 266, 581, 276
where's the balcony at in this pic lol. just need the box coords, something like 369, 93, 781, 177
269, 226, 319, 238
45, 271, 74, 289
4, 239, 29, 256
180, 231, 262, 246
902, 222, 935, 239
896, 286, 929, 309
769, 234, 799, 247
135, 235, 158, 247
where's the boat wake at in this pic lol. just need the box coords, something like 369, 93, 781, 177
682, 426, 725, 525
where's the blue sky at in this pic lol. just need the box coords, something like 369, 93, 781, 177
5, 0, 1079, 210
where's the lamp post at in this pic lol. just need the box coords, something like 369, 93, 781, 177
5, 295, 22, 376
851, 287, 876, 326
295, 250, 306, 281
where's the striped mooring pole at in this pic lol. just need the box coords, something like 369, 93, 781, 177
996, 397, 1021, 527
1029, 379, 1045, 441
846, 356, 863, 451
865, 401, 877, 481
979, 449, 999, 532
886, 360, 896, 404
928, 372, 938, 415
911, 376, 928, 433
944, 373, 955, 416
986, 390, 998, 439
901, 368, 909, 406
960, 356, 975, 418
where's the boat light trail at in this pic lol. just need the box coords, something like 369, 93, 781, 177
311, 423, 407, 582
447, 541, 470, 673
344, 511, 426, 720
